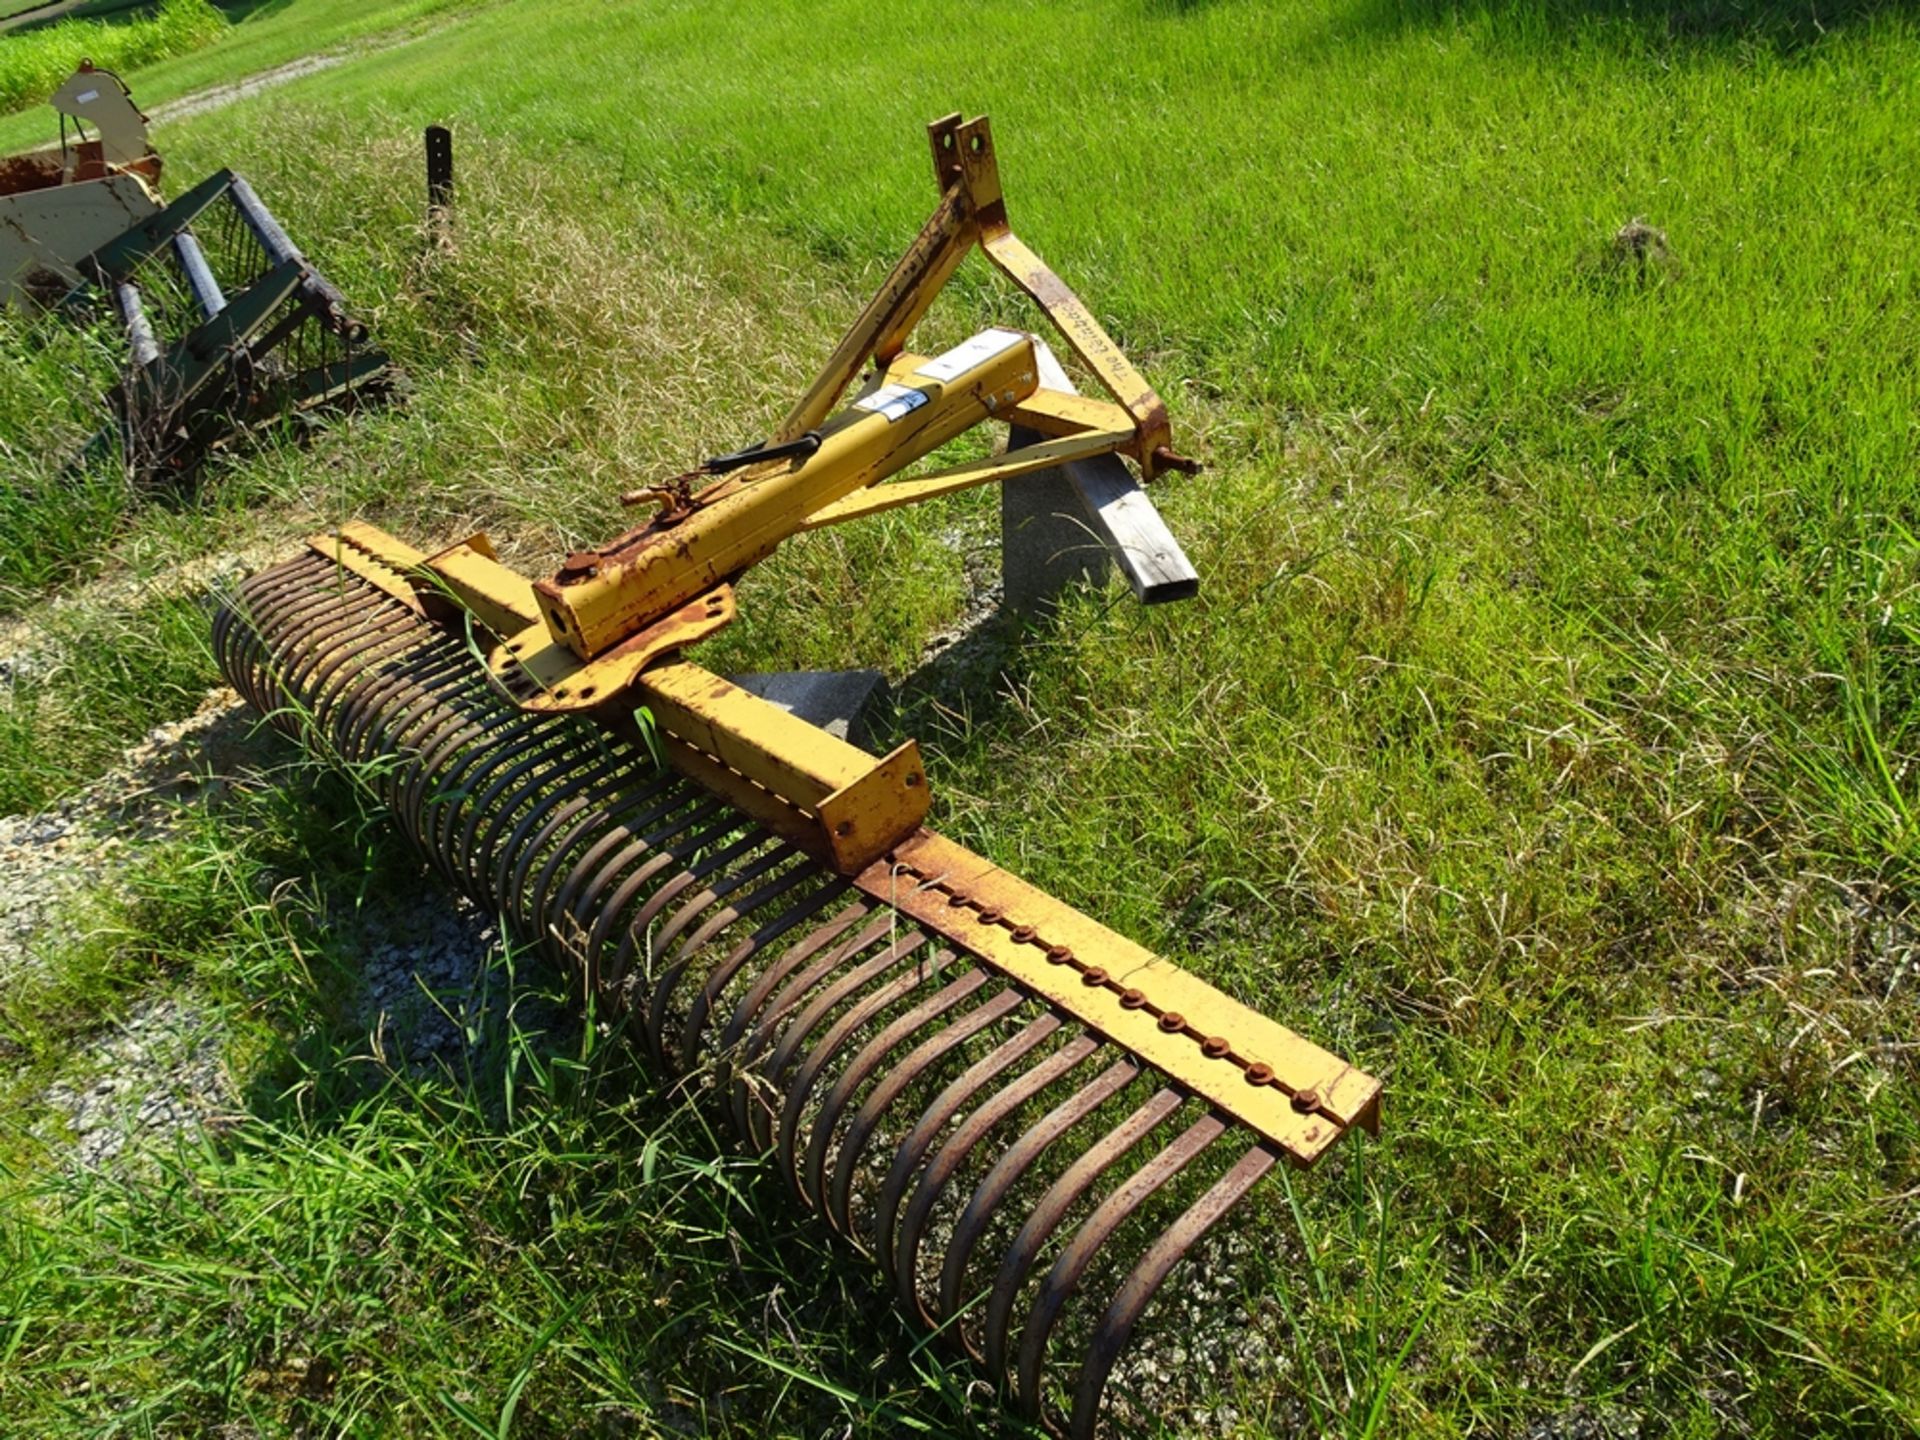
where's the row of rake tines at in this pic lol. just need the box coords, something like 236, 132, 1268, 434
213, 551, 1286, 1437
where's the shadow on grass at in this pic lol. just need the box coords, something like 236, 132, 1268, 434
1330, 0, 1918, 54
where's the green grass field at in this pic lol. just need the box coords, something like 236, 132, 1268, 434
1, 0, 1916, 1434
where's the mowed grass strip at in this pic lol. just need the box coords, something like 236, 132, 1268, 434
0, 0, 1915, 1434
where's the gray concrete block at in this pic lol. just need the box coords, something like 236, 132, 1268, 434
728, 669, 890, 749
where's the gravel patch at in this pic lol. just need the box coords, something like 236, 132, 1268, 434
37, 995, 232, 1168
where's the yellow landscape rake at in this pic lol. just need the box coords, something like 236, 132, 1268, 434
216, 115, 1380, 1434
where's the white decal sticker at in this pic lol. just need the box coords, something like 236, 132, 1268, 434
853, 382, 929, 424
75, 90, 100, 105
915, 327, 1025, 384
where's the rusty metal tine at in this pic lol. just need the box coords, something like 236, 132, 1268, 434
1068, 1143, 1281, 1439
643, 853, 818, 1060
937, 1057, 1142, 1355
1012, 1114, 1228, 1419
575, 808, 746, 951
267, 602, 408, 713
800, 966, 991, 1223
765, 931, 933, 1100
543, 793, 724, 940
893, 1034, 1101, 1331
377, 677, 499, 822
582, 820, 765, 996
873, 1015, 1063, 1290
506, 764, 675, 917
450, 731, 588, 884
678, 879, 854, 1070
386, 683, 515, 830
768, 934, 937, 1196
981, 1088, 1185, 1386
827, 988, 1026, 1247
648, 840, 802, 958
721, 904, 888, 1140
459, 735, 597, 887
489, 749, 634, 904
602, 824, 774, 996
730, 912, 927, 1153
275, 600, 412, 703
525, 778, 699, 942
543, 802, 734, 982
720, 907, 893, 1056
426, 717, 552, 862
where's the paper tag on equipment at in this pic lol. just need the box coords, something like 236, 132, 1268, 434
915, 328, 1026, 384
854, 383, 930, 424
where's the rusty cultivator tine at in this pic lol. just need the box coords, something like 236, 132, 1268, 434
216, 550, 1382, 1435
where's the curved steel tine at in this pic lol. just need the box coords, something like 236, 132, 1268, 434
678, 879, 853, 1072
800, 967, 991, 1223
607, 821, 766, 944
271, 606, 410, 718
507, 764, 676, 919
1067, 1143, 1281, 1440
340, 644, 471, 774
379, 679, 497, 825
542, 793, 725, 952
894, 1035, 1102, 1332
471, 726, 630, 887
1013, 1114, 1228, 1419
428, 712, 555, 863
390, 710, 502, 871
382, 678, 511, 833
647, 839, 803, 959
581, 819, 763, 998
594, 819, 768, 992
642, 850, 817, 1062
450, 730, 588, 886
982, 1088, 1185, 1387
303, 628, 434, 762
293, 619, 446, 757
524, 775, 694, 942
726, 910, 906, 1148
720, 904, 886, 1138
769, 934, 938, 1197
488, 748, 634, 905
720, 908, 891, 1055
938, 1057, 1142, 1359
537, 779, 718, 990
277, 601, 414, 704
414, 713, 544, 867
872, 1015, 1063, 1290
827, 987, 1025, 1247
